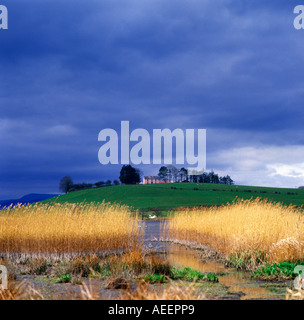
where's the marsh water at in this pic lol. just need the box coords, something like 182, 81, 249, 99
143, 220, 288, 300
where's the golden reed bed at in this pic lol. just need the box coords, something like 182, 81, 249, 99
0, 202, 140, 255
167, 198, 304, 263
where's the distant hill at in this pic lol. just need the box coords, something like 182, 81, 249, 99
0, 193, 60, 208
42, 183, 304, 217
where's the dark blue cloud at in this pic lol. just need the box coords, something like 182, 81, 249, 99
1, 0, 304, 198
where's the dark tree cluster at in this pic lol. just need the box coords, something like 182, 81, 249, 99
68, 183, 93, 192
188, 171, 234, 185
59, 164, 142, 194
158, 165, 188, 182
119, 165, 141, 185
59, 176, 74, 193
157, 166, 234, 185
59, 176, 120, 194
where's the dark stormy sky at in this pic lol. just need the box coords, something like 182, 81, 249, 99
1, 0, 304, 199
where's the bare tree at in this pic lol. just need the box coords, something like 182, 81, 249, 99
179, 168, 188, 182
168, 165, 178, 182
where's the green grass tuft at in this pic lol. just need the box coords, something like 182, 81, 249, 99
170, 267, 218, 282
58, 274, 72, 283
254, 261, 304, 280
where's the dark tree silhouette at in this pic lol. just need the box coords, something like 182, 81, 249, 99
179, 168, 188, 181
68, 183, 92, 192
59, 176, 73, 193
226, 175, 234, 185
95, 181, 105, 188
158, 166, 168, 181
113, 180, 120, 186
119, 165, 140, 184
168, 165, 178, 182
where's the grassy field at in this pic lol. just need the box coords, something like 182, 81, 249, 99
44, 183, 304, 216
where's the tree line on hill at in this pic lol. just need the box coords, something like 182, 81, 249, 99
59, 165, 141, 193
59, 165, 140, 193
59, 176, 121, 194
59, 165, 233, 194
157, 165, 234, 184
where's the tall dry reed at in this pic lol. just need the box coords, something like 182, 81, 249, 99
0, 202, 140, 255
167, 198, 304, 262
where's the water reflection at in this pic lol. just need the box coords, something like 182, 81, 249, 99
164, 244, 226, 273
218, 274, 275, 300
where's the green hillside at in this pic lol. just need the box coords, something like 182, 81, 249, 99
44, 183, 304, 217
